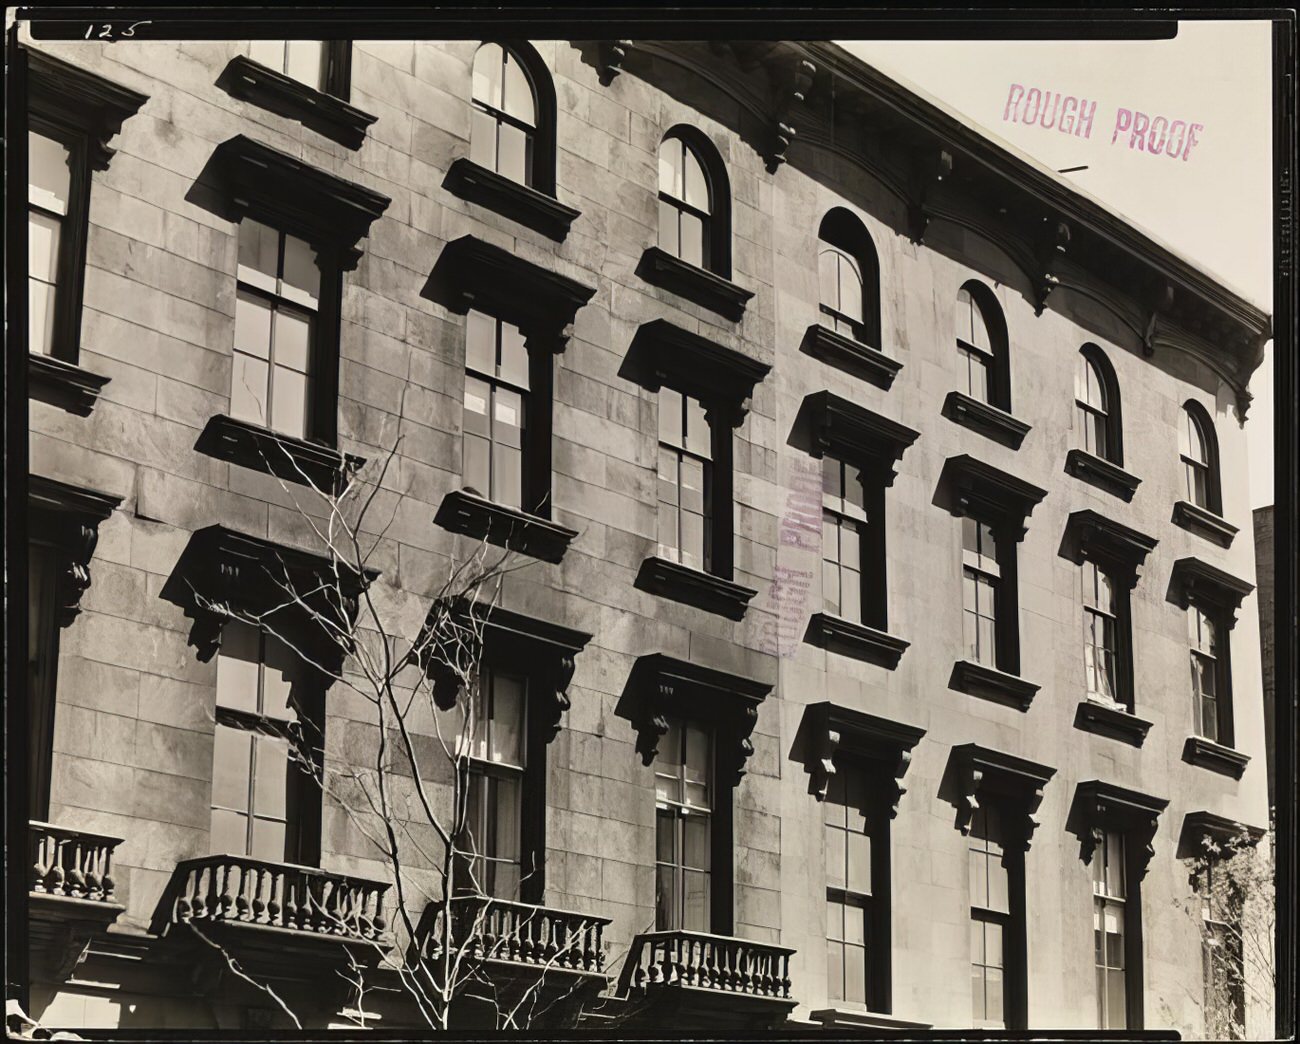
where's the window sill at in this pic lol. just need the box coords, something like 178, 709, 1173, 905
197, 414, 364, 491
801, 324, 902, 390
434, 489, 577, 564
805, 613, 909, 670
1063, 448, 1142, 503
443, 158, 580, 241
949, 659, 1039, 711
942, 390, 1031, 449
1183, 736, 1250, 779
808, 1008, 932, 1031
29, 354, 111, 417
1074, 698, 1152, 747
1172, 499, 1238, 548
216, 55, 378, 149
635, 556, 756, 620
636, 246, 754, 321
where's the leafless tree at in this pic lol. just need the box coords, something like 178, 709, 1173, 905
1176, 826, 1276, 1041
178, 431, 606, 1031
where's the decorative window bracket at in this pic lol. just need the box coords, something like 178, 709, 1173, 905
1063, 448, 1142, 502
1064, 509, 1158, 588
625, 654, 772, 787
625, 319, 771, 424
161, 525, 379, 666
417, 599, 591, 741
905, 147, 952, 244
764, 50, 816, 173
1170, 557, 1254, 628
801, 390, 920, 485
424, 235, 597, 353
27, 49, 148, 171
1069, 780, 1169, 879
799, 701, 925, 816
216, 55, 378, 149
1177, 810, 1266, 861
1031, 219, 1071, 316
597, 40, 635, 85
942, 454, 1047, 541
946, 743, 1055, 849
29, 476, 123, 627
204, 134, 391, 269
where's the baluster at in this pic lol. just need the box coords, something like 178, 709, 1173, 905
65, 839, 86, 898
697, 938, 712, 989
84, 842, 103, 900
31, 832, 50, 893
780, 952, 792, 998
234, 863, 251, 920
46, 836, 67, 896
283, 872, 299, 928
372, 886, 387, 936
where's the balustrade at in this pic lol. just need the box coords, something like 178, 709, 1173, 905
29, 821, 122, 903
621, 931, 794, 1000
161, 856, 389, 943
419, 897, 608, 973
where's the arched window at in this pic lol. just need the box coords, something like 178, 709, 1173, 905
470, 43, 555, 192
955, 282, 1009, 410
818, 209, 881, 349
1076, 346, 1123, 465
1179, 402, 1222, 514
656, 128, 731, 277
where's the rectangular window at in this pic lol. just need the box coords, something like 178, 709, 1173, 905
463, 669, 527, 900
463, 310, 529, 510
1199, 859, 1245, 1037
962, 517, 1001, 667
825, 767, 873, 1007
1093, 830, 1128, 1030
822, 457, 866, 624
1083, 561, 1119, 704
248, 40, 336, 93
28, 131, 72, 357
211, 622, 308, 863
970, 807, 1009, 1028
654, 719, 712, 932
233, 219, 320, 440
1189, 606, 1222, 743
657, 387, 712, 572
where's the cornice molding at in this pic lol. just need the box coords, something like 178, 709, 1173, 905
625, 319, 770, 422
947, 743, 1056, 847
26, 48, 148, 170
802, 390, 920, 482
1069, 780, 1169, 876
29, 476, 123, 628
799, 701, 925, 815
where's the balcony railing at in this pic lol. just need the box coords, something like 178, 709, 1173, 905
620, 930, 795, 1001
30, 821, 122, 903
418, 897, 610, 974
158, 856, 390, 944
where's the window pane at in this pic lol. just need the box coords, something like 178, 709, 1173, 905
470, 107, 497, 169
216, 624, 260, 713
237, 220, 280, 292
271, 365, 309, 439
250, 816, 287, 861
502, 51, 535, 125
838, 254, 864, 324
655, 864, 675, 930
463, 434, 490, 498
658, 387, 683, 446
970, 847, 988, 909
986, 967, 1004, 1024
1106, 968, 1127, 1029
28, 276, 56, 356
682, 147, 709, 211
977, 615, 997, 667
492, 776, 521, 861
234, 291, 273, 360
281, 234, 320, 308
684, 727, 709, 794
680, 507, 705, 571
683, 814, 710, 870
472, 43, 504, 107
968, 295, 991, 351
988, 857, 1009, 914
683, 869, 709, 931
841, 567, 861, 624
844, 905, 865, 946
28, 132, 71, 214
679, 456, 705, 514
658, 499, 679, 560
463, 375, 490, 434
1106, 834, 1125, 897
497, 121, 529, 185
252, 733, 289, 819
489, 673, 525, 767
684, 395, 711, 458
658, 199, 679, 258
273, 306, 313, 374
210, 807, 249, 856
29, 210, 60, 283
844, 944, 867, 1004
656, 810, 675, 862
818, 249, 838, 312
499, 320, 529, 388
824, 559, 841, 618
249, 40, 287, 73
826, 826, 845, 889
212, 725, 252, 812
840, 525, 860, 571
827, 941, 844, 1001
285, 40, 324, 89
679, 212, 704, 268
969, 352, 990, 401
847, 831, 871, 894
260, 635, 297, 721
659, 139, 682, 198
659, 719, 683, 778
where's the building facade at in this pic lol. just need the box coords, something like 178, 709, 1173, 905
18, 32, 1272, 1035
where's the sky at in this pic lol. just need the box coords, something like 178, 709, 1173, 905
842, 20, 1275, 507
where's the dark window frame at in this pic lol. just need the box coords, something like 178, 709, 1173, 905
1180, 400, 1224, 516
817, 208, 882, 350
823, 761, 885, 1012
955, 280, 1012, 412
469, 41, 557, 196
656, 386, 715, 573
462, 310, 534, 512
653, 717, 714, 932
1189, 602, 1233, 747
1077, 344, 1125, 466
657, 125, 732, 279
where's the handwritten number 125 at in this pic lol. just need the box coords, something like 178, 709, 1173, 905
85, 21, 150, 40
